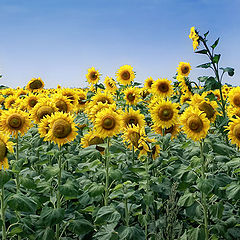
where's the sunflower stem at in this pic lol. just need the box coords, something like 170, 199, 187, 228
200, 141, 209, 240
1, 185, 7, 240
132, 145, 135, 165
145, 156, 150, 240
104, 137, 110, 206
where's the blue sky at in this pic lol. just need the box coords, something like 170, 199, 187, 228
0, 0, 239, 89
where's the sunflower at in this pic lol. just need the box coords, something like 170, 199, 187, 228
4, 95, 18, 109
86, 67, 100, 85
38, 115, 51, 140
177, 75, 190, 93
228, 87, 240, 108
1, 88, 14, 97
152, 122, 180, 139
26, 77, 44, 91
23, 93, 40, 111
60, 88, 78, 106
123, 86, 140, 105
0, 133, 14, 170
116, 65, 135, 85
104, 76, 117, 93
122, 108, 145, 129
150, 99, 179, 129
94, 108, 122, 138
52, 93, 73, 113
190, 93, 207, 106
16, 88, 28, 97
152, 78, 173, 98
180, 106, 210, 141
227, 117, 240, 148
30, 99, 57, 123
46, 112, 78, 147
0, 95, 5, 106
139, 87, 150, 99
189, 27, 199, 51
144, 77, 154, 90
75, 89, 88, 111
81, 130, 105, 152
177, 62, 191, 77
197, 99, 218, 123
145, 138, 161, 160
91, 90, 114, 105
180, 92, 192, 105
227, 105, 240, 119
0, 109, 32, 137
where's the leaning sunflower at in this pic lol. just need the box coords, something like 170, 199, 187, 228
94, 108, 122, 138
180, 106, 210, 142
116, 65, 135, 85
151, 78, 173, 98
228, 87, 240, 108
144, 77, 154, 90
122, 107, 145, 129
104, 76, 117, 93
197, 99, 218, 123
0, 109, 32, 137
46, 112, 78, 147
0, 133, 14, 170
123, 86, 140, 105
227, 117, 240, 148
26, 77, 45, 91
86, 67, 100, 85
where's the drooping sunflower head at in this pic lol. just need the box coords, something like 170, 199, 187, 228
0, 133, 14, 170
123, 86, 140, 105
122, 108, 145, 129
26, 78, 45, 91
228, 87, 240, 108
144, 77, 154, 90
116, 65, 135, 85
152, 122, 180, 139
180, 106, 210, 141
0, 109, 32, 137
60, 88, 78, 106
189, 27, 199, 51
86, 67, 100, 85
81, 130, 105, 152
52, 93, 73, 113
150, 99, 179, 129
46, 112, 78, 147
104, 76, 117, 93
197, 99, 218, 123
177, 62, 192, 77
94, 108, 122, 138
227, 117, 240, 148
152, 78, 173, 98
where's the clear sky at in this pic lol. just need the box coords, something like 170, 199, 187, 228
0, 0, 239, 89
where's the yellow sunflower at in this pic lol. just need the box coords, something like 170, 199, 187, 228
94, 108, 122, 138
26, 77, 44, 91
0, 95, 5, 106
152, 78, 173, 98
46, 112, 78, 147
177, 75, 190, 94
122, 108, 145, 129
38, 115, 51, 140
60, 88, 78, 106
152, 122, 180, 139
0, 133, 14, 170
123, 86, 141, 105
189, 27, 199, 51
150, 99, 179, 128
144, 77, 154, 90
86, 67, 100, 85
23, 93, 40, 111
30, 99, 57, 123
75, 89, 88, 111
180, 92, 192, 105
227, 105, 240, 119
104, 76, 117, 93
139, 87, 150, 99
228, 87, 240, 107
197, 99, 218, 123
1, 88, 14, 97
0, 109, 32, 137
227, 117, 240, 148
4, 95, 18, 109
190, 93, 207, 106
91, 90, 114, 105
116, 65, 135, 85
180, 106, 210, 141
177, 62, 192, 77
52, 93, 73, 113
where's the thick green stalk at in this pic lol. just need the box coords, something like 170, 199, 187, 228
200, 141, 209, 240
104, 137, 110, 206
124, 197, 129, 226
15, 134, 20, 193
145, 157, 149, 240
1, 186, 6, 240
132, 145, 135, 165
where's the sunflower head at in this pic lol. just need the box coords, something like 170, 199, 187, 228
0, 134, 14, 170
144, 77, 154, 90
189, 27, 199, 51
26, 78, 44, 91
123, 86, 140, 105
116, 65, 135, 85
229, 87, 240, 107
52, 93, 72, 113
227, 117, 240, 148
177, 62, 191, 77
81, 130, 105, 152
122, 108, 145, 129
104, 76, 117, 93
86, 67, 100, 85
198, 100, 218, 122
152, 78, 173, 98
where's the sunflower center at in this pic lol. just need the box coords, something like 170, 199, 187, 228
102, 116, 116, 130
127, 117, 138, 126
181, 66, 189, 74
233, 95, 240, 107
29, 80, 43, 90
89, 136, 104, 145
121, 71, 130, 80
187, 115, 203, 132
233, 124, 240, 141
129, 132, 140, 148
29, 99, 37, 107
7, 114, 25, 130
52, 119, 72, 138
0, 140, 7, 161
37, 106, 54, 120
158, 107, 174, 121
127, 93, 135, 102
198, 102, 215, 119
56, 100, 68, 112
158, 83, 169, 93
90, 72, 98, 80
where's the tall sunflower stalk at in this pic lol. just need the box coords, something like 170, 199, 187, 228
104, 137, 110, 206
1, 184, 7, 240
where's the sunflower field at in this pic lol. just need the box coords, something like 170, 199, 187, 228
0, 28, 239, 240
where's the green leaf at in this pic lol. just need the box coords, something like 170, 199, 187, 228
59, 179, 79, 197
212, 143, 235, 155
42, 166, 59, 180
118, 225, 145, 240
39, 207, 65, 226
196, 63, 211, 69
204, 77, 220, 90
209, 201, 224, 219
68, 218, 94, 235
195, 49, 208, 54
204, 31, 209, 38
89, 183, 105, 197
211, 38, 220, 49
109, 169, 122, 181
8, 193, 37, 212
21, 177, 37, 190
93, 224, 118, 240
213, 54, 221, 64
0, 171, 11, 188
9, 226, 23, 236
220, 67, 234, 76
35, 227, 55, 240
143, 193, 154, 205
197, 178, 213, 195
178, 193, 195, 207
226, 182, 240, 200
189, 227, 205, 240
94, 206, 121, 226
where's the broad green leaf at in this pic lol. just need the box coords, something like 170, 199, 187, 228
118, 225, 145, 240
39, 207, 65, 226
93, 224, 118, 240
35, 227, 55, 240
9, 226, 23, 236
89, 183, 105, 197
213, 54, 221, 64
226, 182, 240, 200
59, 179, 79, 197
68, 218, 94, 235
196, 63, 211, 69
42, 166, 59, 180
220, 67, 234, 76
178, 193, 195, 207
0, 171, 11, 188
197, 178, 213, 195
21, 177, 37, 190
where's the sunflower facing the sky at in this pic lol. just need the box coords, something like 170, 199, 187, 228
46, 112, 78, 147
0, 133, 14, 170
86, 67, 100, 85
0, 109, 32, 137
122, 107, 145, 129
26, 77, 45, 91
123, 86, 141, 105
177, 62, 192, 77
180, 106, 210, 141
227, 117, 240, 148
116, 65, 135, 85
151, 78, 173, 98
